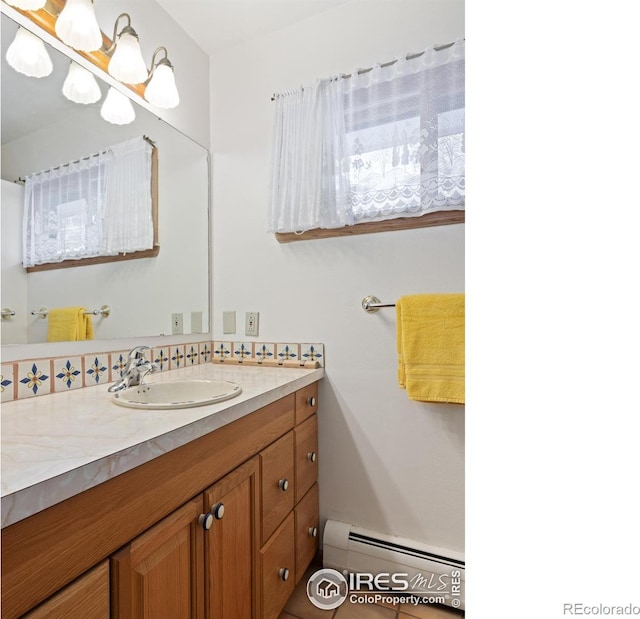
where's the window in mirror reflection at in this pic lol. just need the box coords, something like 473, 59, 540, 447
22, 135, 159, 272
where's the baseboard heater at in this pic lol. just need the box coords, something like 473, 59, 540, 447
323, 519, 465, 610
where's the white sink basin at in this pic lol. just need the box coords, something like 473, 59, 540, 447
111, 380, 242, 410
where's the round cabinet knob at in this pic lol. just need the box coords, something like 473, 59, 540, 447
211, 502, 225, 520
306, 396, 316, 407
279, 568, 290, 582
278, 479, 289, 491
308, 527, 318, 538
307, 451, 317, 463
198, 513, 213, 531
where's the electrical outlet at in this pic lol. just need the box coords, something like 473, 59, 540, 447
245, 311, 259, 337
223, 311, 236, 334
171, 312, 183, 335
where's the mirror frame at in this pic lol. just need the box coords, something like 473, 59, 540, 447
0, 2, 212, 360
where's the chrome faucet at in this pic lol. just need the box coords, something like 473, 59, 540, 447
108, 346, 159, 393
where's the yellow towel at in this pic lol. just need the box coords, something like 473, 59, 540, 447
397, 294, 464, 404
47, 307, 94, 342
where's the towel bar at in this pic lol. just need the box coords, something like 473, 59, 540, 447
362, 296, 396, 313
30, 306, 111, 319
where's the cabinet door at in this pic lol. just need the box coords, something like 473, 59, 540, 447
260, 513, 295, 619
260, 432, 295, 544
23, 560, 109, 619
111, 496, 205, 619
204, 457, 259, 619
294, 414, 318, 503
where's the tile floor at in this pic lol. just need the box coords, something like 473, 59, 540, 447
279, 567, 465, 619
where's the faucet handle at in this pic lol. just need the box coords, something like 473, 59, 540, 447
128, 345, 151, 360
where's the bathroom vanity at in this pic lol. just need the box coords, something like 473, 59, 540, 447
1, 364, 323, 618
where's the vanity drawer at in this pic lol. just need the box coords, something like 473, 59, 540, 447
294, 414, 318, 503
260, 513, 295, 619
260, 431, 295, 543
295, 483, 319, 584
295, 383, 318, 425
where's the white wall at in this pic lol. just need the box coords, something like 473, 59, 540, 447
1, 180, 28, 344
211, 0, 465, 552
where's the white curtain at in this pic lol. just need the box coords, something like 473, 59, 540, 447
102, 136, 153, 254
268, 40, 465, 233
22, 136, 153, 267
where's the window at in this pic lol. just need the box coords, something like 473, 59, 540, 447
22, 136, 158, 271
268, 40, 464, 241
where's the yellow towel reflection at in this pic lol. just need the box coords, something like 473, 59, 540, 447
47, 307, 94, 342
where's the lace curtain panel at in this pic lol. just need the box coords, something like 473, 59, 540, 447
22, 136, 153, 267
268, 40, 465, 234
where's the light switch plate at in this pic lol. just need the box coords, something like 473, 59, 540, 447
191, 311, 203, 333
223, 311, 236, 334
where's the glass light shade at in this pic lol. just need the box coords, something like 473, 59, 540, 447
100, 87, 136, 125
108, 32, 148, 84
5, 0, 46, 9
145, 63, 180, 109
55, 0, 102, 52
6, 27, 53, 78
62, 62, 102, 104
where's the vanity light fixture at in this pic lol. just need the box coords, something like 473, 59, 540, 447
144, 47, 180, 109
107, 13, 148, 84
55, 0, 102, 52
5, 26, 52, 78
100, 86, 136, 125
4, 0, 46, 10
62, 61, 102, 104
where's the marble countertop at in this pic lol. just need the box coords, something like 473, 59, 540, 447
1, 363, 324, 528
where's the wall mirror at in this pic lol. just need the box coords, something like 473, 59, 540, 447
1, 11, 210, 347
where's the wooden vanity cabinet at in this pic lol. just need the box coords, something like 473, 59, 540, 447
1, 382, 319, 619
258, 384, 319, 619
22, 561, 110, 619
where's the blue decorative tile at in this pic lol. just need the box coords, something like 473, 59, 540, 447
110, 351, 128, 379
232, 342, 253, 362
152, 347, 170, 371
212, 341, 231, 362
1, 363, 16, 403
199, 342, 212, 363
170, 345, 185, 369
185, 344, 200, 366
17, 360, 51, 398
276, 343, 299, 364
301, 343, 324, 366
255, 343, 275, 364
85, 354, 109, 386
53, 357, 83, 391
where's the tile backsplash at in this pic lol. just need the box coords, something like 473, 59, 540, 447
0, 341, 324, 404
